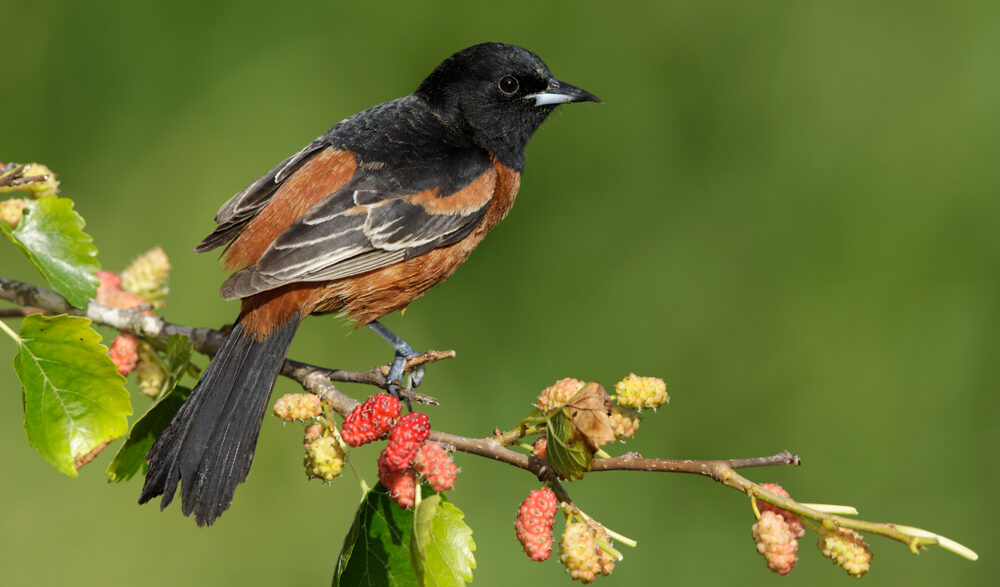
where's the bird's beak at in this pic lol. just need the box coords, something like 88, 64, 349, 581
526, 79, 603, 107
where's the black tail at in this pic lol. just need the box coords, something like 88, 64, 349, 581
139, 315, 299, 526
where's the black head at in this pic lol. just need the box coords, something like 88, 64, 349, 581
415, 43, 600, 170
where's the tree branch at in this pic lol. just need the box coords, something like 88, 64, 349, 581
3, 274, 976, 562
1, 274, 802, 480
0, 275, 450, 397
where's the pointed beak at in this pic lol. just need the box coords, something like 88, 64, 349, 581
526, 79, 603, 107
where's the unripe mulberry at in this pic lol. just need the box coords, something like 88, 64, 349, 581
614, 373, 668, 410
818, 527, 872, 578
560, 521, 600, 583
515, 488, 559, 561
587, 521, 616, 577
532, 437, 547, 460
304, 437, 343, 481
120, 246, 170, 302
537, 378, 585, 413
304, 431, 344, 482
413, 442, 458, 492
108, 333, 140, 375
752, 510, 798, 575
608, 406, 640, 440
341, 393, 401, 447
304, 422, 323, 443
382, 412, 430, 470
0, 198, 28, 228
758, 483, 805, 538
135, 342, 166, 398
273, 393, 323, 422
96, 270, 149, 312
378, 450, 416, 508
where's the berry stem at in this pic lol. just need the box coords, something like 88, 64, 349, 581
559, 502, 638, 549
333, 425, 369, 495
731, 469, 979, 560
750, 495, 762, 520
593, 536, 624, 562
0, 317, 21, 342
502, 419, 547, 447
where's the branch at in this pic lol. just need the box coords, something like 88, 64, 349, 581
8, 274, 972, 564
1, 274, 802, 483
591, 450, 801, 475
0, 275, 451, 397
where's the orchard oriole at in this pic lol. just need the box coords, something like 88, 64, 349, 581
139, 42, 600, 525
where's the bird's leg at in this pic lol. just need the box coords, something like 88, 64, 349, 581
367, 320, 426, 397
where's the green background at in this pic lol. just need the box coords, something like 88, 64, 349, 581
1, 1, 996, 585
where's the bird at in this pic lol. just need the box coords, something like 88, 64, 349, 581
139, 42, 600, 526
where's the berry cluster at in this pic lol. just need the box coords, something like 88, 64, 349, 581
559, 520, 616, 583
560, 522, 596, 581
536, 378, 585, 413
614, 373, 668, 410
588, 521, 616, 577
369, 411, 458, 508
531, 437, 547, 460
382, 412, 431, 470
303, 423, 345, 482
378, 450, 418, 508
818, 527, 872, 578
97, 270, 151, 313
273, 393, 324, 422
341, 394, 401, 447
752, 510, 799, 575
135, 341, 166, 398
120, 246, 171, 302
98, 251, 173, 388
515, 488, 559, 561
607, 406, 640, 440
0, 197, 28, 228
108, 333, 140, 376
413, 442, 458, 493
749, 482, 876, 577
758, 483, 805, 538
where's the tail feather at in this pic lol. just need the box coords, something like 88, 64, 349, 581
139, 315, 299, 526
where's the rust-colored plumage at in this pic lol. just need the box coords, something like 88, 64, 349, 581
224, 148, 357, 274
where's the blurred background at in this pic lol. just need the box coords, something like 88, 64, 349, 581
1, 1, 997, 585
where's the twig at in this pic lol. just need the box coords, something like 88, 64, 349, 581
0, 307, 47, 318
590, 450, 801, 476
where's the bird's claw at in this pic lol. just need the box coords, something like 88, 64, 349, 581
386, 348, 423, 397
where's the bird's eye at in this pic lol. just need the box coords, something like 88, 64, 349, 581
497, 75, 519, 96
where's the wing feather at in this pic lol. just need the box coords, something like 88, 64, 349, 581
219, 163, 496, 300
195, 139, 328, 253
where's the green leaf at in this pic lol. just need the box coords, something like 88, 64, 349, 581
12, 314, 132, 476
335, 483, 420, 587
106, 385, 190, 482
545, 408, 594, 481
0, 195, 99, 308
411, 495, 476, 587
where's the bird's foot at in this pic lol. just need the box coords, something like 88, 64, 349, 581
367, 320, 426, 400
386, 346, 425, 397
